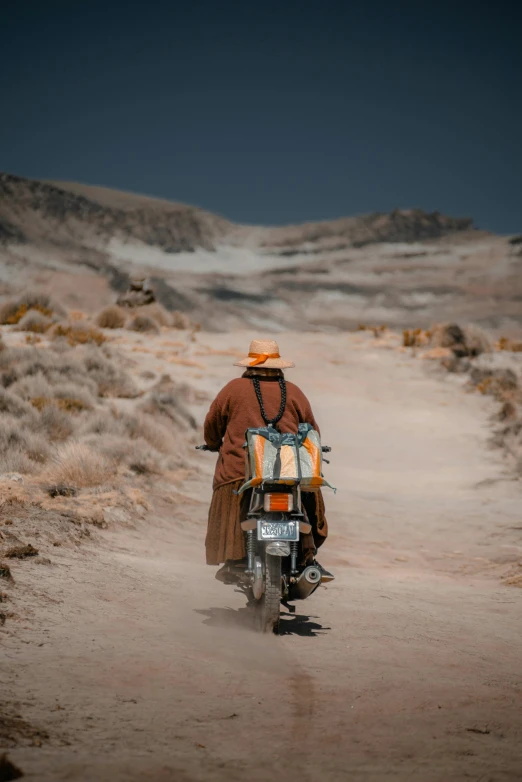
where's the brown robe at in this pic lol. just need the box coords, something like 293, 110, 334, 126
203, 374, 328, 565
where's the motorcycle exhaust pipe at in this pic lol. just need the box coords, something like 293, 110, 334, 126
288, 565, 322, 600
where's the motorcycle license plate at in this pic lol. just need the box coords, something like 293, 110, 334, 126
258, 520, 299, 541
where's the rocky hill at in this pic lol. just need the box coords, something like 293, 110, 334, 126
1, 172, 476, 257
0, 173, 233, 253
1, 172, 520, 334
260, 209, 474, 251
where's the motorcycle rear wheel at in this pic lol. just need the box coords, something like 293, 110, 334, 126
257, 553, 282, 634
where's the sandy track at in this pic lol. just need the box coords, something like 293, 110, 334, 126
3, 332, 522, 781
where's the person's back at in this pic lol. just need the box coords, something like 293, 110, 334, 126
205, 374, 320, 490
203, 339, 332, 581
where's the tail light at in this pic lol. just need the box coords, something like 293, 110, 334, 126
263, 493, 293, 512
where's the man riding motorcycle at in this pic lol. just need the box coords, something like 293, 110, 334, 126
203, 339, 333, 583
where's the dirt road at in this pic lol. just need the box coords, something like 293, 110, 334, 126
3, 332, 522, 781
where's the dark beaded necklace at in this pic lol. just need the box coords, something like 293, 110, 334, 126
252, 376, 287, 428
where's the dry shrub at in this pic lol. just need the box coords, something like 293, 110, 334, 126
47, 441, 113, 488
127, 440, 164, 474
52, 322, 106, 346
119, 412, 175, 453
8, 302, 52, 324
403, 328, 430, 348
469, 367, 518, 400
78, 411, 125, 438
138, 303, 172, 327
57, 397, 91, 412
29, 397, 52, 411
0, 388, 38, 422
10, 372, 96, 411
0, 322, 194, 480
81, 410, 174, 453
31, 395, 92, 413
0, 561, 14, 581
1, 346, 49, 385
19, 292, 61, 312
0, 448, 36, 474
16, 310, 53, 333
491, 418, 522, 452
78, 405, 187, 474
402, 323, 493, 355
430, 323, 492, 356
18, 353, 97, 397
497, 400, 517, 421
152, 373, 209, 404
128, 314, 160, 334
53, 382, 96, 410
4, 543, 39, 559
47, 367, 97, 396
9, 372, 54, 401
61, 365, 99, 394
82, 434, 132, 465
0, 363, 18, 389
0, 484, 28, 507
171, 310, 191, 330
4, 343, 136, 399
126, 487, 148, 508
68, 310, 86, 321
81, 348, 138, 398
48, 340, 71, 355
497, 337, 522, 353
0, 415, 50, 469
0, 334, 5, 352
38, 405, 75, 441
83, 434, 164, 474
139, 391, 197, 430
47, 483, 77, 497
0, 292, 65, 325
0, 300, 22, 324
96, 306, 126, 329
358, 324, 388, 337
504, 572, 522, 588
460, 324, 493, 356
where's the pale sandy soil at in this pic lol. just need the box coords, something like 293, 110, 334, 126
2, 331, 522, 781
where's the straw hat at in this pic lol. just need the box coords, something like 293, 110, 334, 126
234, 339, 295, 369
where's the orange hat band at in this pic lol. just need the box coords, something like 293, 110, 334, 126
248, 352, 280, 366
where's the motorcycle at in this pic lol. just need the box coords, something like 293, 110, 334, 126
196, 443, 332, 634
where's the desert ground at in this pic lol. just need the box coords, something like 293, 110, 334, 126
1, 175, 521, 780
2, 322, 522, 782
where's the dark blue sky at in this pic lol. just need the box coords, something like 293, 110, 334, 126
2, 1, 521, 232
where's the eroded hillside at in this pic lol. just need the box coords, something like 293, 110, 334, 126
4, 173, 520, 334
